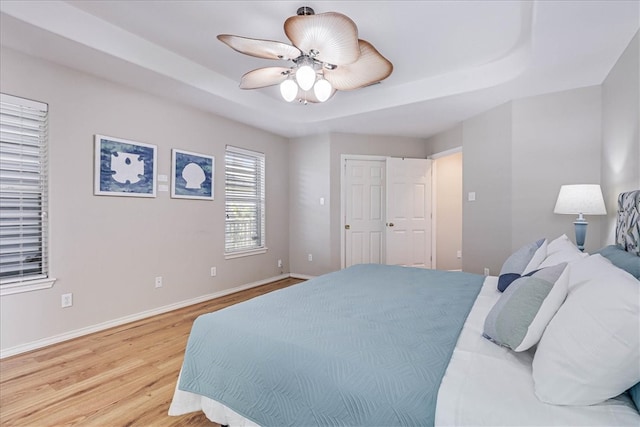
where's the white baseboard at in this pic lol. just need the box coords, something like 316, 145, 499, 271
290, 273, 316, 280
0, 273, 292, 359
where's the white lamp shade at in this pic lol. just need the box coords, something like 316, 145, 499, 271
313, 78, 333, 102
295, 65, 316, 91
554, 184, 607, 215
280, 79, 298, 102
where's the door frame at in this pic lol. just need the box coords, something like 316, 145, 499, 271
428, 146, 463, 271
340, 154, 388, 269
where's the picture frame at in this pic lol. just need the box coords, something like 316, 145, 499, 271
94, 134, 157, 197
171, 149, 214, 200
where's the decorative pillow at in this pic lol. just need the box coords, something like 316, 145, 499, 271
498, 238, 547, 292
538, 234, 587, 269
630, 382, 640, 413
484, 263, 568, 352
532, 255, 640, 405
593, 245, 640, 279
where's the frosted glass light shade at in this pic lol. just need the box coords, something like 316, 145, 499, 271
280, 79, 298, 102
554, 184, 607, 216
296, 65, 316, 91
313, 78, 332, 102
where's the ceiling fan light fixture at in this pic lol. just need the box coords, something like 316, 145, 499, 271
295, 63, 316, 91
219, 6, 393, 104
280, 79, 298, 102
314, 77, 332, 102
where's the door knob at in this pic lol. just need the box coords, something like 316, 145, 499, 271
345, 224, 350, 230
388, 222, 394, 227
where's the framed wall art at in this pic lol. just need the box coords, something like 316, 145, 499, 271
171, 149, 214, 200
94, 134, 157, 197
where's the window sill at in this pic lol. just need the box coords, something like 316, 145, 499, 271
224, 247, 268, 260
0, 277, 57, 296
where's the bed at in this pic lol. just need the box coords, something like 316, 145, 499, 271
169, 190, 640, 426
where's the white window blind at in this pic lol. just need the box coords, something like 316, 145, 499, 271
225, 146, 265, 254
0, 93, 49, 286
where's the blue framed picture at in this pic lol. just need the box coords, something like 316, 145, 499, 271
171, 149, 214, 200
94, 134, 157, 197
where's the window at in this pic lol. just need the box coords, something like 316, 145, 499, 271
0, 93, 54, 295
224, 145, 266, 257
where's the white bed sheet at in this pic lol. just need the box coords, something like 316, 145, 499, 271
435, 276, 640, 426
169, 276, 640, 426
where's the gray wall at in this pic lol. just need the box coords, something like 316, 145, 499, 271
288, 133, 428, 275
426, 85, 606, 275
0, 48, 290, 352
289, 134, 331, 276
425, 124, 463, 155
461, 103, 513, 274
601, 31, 640, 244
512, 87, 603, 249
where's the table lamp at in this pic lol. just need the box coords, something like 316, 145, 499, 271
553, 184, 606, 251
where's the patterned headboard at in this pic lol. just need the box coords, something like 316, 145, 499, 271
616, 190, 640, 256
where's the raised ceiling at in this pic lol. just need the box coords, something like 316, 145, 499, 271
1, 1, 638, 138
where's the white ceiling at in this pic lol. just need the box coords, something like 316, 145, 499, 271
1, 1, 638, 139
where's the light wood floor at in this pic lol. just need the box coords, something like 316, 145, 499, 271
0, 277, 304, 426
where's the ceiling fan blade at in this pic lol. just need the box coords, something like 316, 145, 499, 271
218, 34, 301, 60
324, 40, 393, 91
240, 67, 291, 89
284, 12, 360, 66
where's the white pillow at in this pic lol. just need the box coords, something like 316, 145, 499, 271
532, 255, 640, 405
538, 234, 587, 269
566, 253, 616, 291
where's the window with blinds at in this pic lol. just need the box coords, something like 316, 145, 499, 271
224, 146, 266, 255
0, 93, 50, 288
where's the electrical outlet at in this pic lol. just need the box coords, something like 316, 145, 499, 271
61, 293, 73, 308
277, 259, 283, 268
308, 254, 313, 262
484, 267, 490, 276
210, 267, 217, 277
155, 276, 163, 288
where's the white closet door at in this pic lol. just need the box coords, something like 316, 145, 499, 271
385, 157, 433, 268
344, 159, 386, 267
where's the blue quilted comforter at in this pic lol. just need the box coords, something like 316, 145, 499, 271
178, 264, 484, 426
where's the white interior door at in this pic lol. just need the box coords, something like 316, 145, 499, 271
344, 159, 385, 267
385, 157, 433, 268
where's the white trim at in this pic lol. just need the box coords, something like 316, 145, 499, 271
428, 146, 462, 160
0, 273, 289, 359
0, 277, 57, 296
224, 247, 268, 259
431, 160, 438, 269
289, 273, 316, 280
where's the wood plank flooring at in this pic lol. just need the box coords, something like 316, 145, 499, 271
0, 277, 304, 426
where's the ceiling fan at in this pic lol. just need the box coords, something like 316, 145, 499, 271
218, 6, 393, 104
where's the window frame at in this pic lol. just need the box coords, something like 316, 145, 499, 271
0, 93, 55, 296
224, 145, 267, 259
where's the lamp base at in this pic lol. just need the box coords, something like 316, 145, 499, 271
574, 218, 588, 252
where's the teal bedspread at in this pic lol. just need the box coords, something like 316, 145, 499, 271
178, 264, 484, 426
